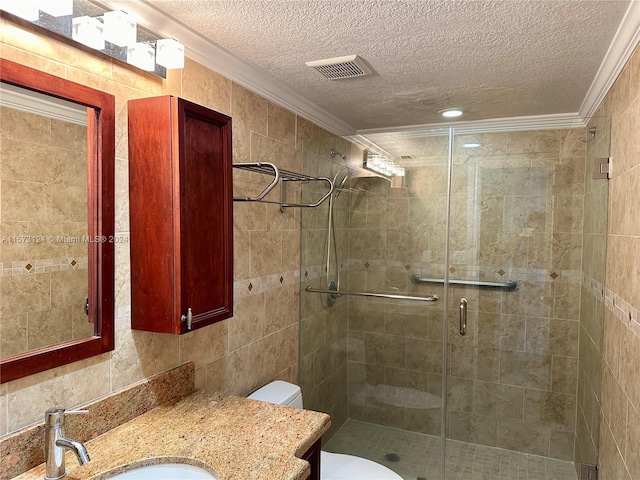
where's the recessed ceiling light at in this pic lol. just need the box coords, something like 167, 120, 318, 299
462, 143, 481, 148
439, 108, 463, 118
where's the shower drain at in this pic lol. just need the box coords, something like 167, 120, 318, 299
384, 453, 401, 462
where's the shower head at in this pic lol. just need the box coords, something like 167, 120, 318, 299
334, 173, 349, 198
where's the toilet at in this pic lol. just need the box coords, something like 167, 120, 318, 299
248, 381, 403, 480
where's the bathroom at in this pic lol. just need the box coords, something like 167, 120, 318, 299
0, 1, 639, 479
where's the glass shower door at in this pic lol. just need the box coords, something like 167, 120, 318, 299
442, 126, 594, 479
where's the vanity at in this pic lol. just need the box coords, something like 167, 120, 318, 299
6, 363, 330, 480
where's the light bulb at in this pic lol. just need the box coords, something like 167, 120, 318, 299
104, 10, 137, 47
72, 16, 105, 50
156, 38, 185, 69
127, 42, 156, 71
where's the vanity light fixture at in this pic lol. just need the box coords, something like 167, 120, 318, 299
2, 2, 39, 21
0, 1, 186, 78
462, 143, 481, 148
127, 42, 156, 71
365, 152, 405, 178
439, 108, 464, 118
72, 15, 105, 50
103, 10, 137, 47
156, 38, 185, 69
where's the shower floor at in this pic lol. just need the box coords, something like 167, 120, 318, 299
323, 419, 578, 480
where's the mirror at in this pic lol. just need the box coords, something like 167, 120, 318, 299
0, 59, 115, 383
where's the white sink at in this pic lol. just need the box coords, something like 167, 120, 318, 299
108, 463, 217, 479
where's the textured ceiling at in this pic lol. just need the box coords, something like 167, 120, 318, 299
147, 0, 631, 131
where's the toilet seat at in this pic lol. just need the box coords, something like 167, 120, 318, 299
321, 451, 403, 480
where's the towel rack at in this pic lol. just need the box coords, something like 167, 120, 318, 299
233, 162, 333, 211
411, 274, 518, 291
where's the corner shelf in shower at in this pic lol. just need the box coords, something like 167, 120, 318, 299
232, 162, 333, 211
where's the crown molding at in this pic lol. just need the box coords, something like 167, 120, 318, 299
579, 0, 640, 118
103, 0, 637, 138
0, 82, 87, 125
100, 0, 356, 137
357, 113, 587, 137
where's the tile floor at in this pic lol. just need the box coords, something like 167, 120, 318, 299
324, 419, 578, 480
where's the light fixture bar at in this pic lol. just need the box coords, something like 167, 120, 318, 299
39, 0, 73, 17
1, 0, 185, 77
364, 152, 404, 178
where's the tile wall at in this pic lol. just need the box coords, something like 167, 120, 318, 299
0, 107, 90, 357
594, 43, 640, 480
0, 18, 339, 439
299, 137, 361, 439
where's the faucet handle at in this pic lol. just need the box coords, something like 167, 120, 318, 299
44, 408, 89, 427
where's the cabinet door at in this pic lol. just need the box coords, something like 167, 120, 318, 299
174, 98, 233, 333
129, 96, 233, 334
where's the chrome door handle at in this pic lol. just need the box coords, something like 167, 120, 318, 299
181, 307, 193, 330
459, 298, 467, 336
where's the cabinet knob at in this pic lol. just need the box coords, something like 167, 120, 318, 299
181, 307, 193, 330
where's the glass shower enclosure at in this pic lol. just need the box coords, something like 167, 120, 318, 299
299, 121, 609, 480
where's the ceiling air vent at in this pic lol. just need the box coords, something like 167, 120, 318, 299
400, 155, 415, 160
306, 55, 372, 80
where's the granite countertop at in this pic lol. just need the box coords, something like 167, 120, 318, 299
13, 390, 331, 480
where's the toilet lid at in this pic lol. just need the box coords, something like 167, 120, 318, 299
321, 451, 403, 480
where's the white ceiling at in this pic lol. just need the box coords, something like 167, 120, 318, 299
131, 0, 638, 135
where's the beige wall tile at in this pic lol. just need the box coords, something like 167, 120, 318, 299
523, 389, 576, 430
595, 42, 640, 480
250, 230, 282, 277
599, 421, 631, 480
27, 306, 73, 350
114, 159, 129, 234
267, 103, 296, 147
552, 356, 578, 394
228, 293, 265, 352
626, 403, 640, 479
448, 411, 497, 446
5, 353, 110, 434
473, 380, 524, 420
0, 383, 7, 436
110, 330, 180, 391
181, 58, 231, 115
499, 351, 551, 390
0, 314, 27, 358
1, 179, 50, 222
231, 83, 268, 135
179, 320, 228, 369
0, 274, 51, 316
496, 419, 549, 455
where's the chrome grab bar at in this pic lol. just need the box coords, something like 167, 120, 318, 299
304, 286, 439, 303
411, 274, 518, 291
459, 298, 467, 336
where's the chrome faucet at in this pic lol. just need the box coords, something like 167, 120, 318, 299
44, 407, 91, 480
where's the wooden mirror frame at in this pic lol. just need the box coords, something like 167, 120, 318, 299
0, 59, 115, 383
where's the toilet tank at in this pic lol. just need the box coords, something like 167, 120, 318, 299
248, 380, 303, 409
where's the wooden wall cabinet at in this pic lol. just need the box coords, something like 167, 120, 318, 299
128, 96, 233, 334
